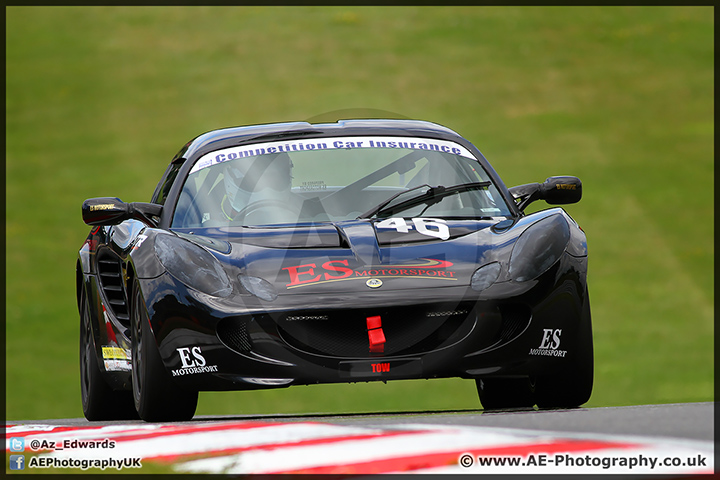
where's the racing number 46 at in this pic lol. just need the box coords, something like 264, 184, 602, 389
376, 217, 450, 240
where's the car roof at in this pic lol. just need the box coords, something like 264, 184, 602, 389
177, 119, 467, 165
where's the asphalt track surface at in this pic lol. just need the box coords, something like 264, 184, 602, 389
9, 402, 714, 441
7, 402, 714, 475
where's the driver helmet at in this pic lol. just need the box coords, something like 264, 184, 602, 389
223, 152, 293, 211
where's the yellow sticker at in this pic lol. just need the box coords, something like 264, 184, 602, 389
89, 204, 116, 211
102, 346, 128, 360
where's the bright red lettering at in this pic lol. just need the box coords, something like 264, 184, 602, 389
283, 264, 321, 286
322, 259, 353, 280
371, 362, 390, 373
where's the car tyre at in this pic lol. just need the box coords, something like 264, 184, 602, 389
533, 363, 592, 408
534, 348, 593, 408
80, 289, 138, 421
131, 283, 198, 421
476, 377, 536, 410
534, 289, 594, 408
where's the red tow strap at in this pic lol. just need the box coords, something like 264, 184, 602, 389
366, 316, 385, 353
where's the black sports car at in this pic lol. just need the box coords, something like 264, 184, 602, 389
77, 119, 592, 421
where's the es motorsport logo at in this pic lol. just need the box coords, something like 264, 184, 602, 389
172, 347, 218, 376
529, 329, 568, 357
282, 258, 457, 289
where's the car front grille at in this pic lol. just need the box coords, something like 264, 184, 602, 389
216, 302, 532, 359
275, 302, 477, 358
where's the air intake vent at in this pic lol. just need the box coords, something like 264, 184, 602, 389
497, 304, 531, 342
96, 251, 130, 327
276, 302, 476, 358
217, 318, 252, 353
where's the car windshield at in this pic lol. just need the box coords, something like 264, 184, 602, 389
171, 135, 512, 228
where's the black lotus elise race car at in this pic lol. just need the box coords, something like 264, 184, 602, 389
77, 118, 592, 421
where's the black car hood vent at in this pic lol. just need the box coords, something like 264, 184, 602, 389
189, 225, 343, 249
180, 219, 495, 251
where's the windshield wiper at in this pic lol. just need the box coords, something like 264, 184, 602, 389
358, 181, 491, 219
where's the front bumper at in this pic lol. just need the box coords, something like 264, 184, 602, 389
140, 252, 589, 391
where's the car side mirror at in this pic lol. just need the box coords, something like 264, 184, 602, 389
82, 197, 162, 227
509, 176, 582, 212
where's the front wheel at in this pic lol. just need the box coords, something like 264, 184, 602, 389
535, 288, 594, 408
476, 377, 535, 410
534, 342, 593, 408
533, 362, 593, 408
131, 284, 198, 421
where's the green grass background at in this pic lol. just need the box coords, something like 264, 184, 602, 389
6, 6, 713, 420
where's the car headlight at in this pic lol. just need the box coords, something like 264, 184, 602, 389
508, 214, 570, 282
238, 274, 278, 302
471, 262, 502, 292
154, 234, 232, 297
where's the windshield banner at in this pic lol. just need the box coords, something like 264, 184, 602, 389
190, 136, 477, 174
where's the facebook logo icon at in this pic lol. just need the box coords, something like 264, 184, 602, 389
9, 437, 25, 452
9, 455, 25, 470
